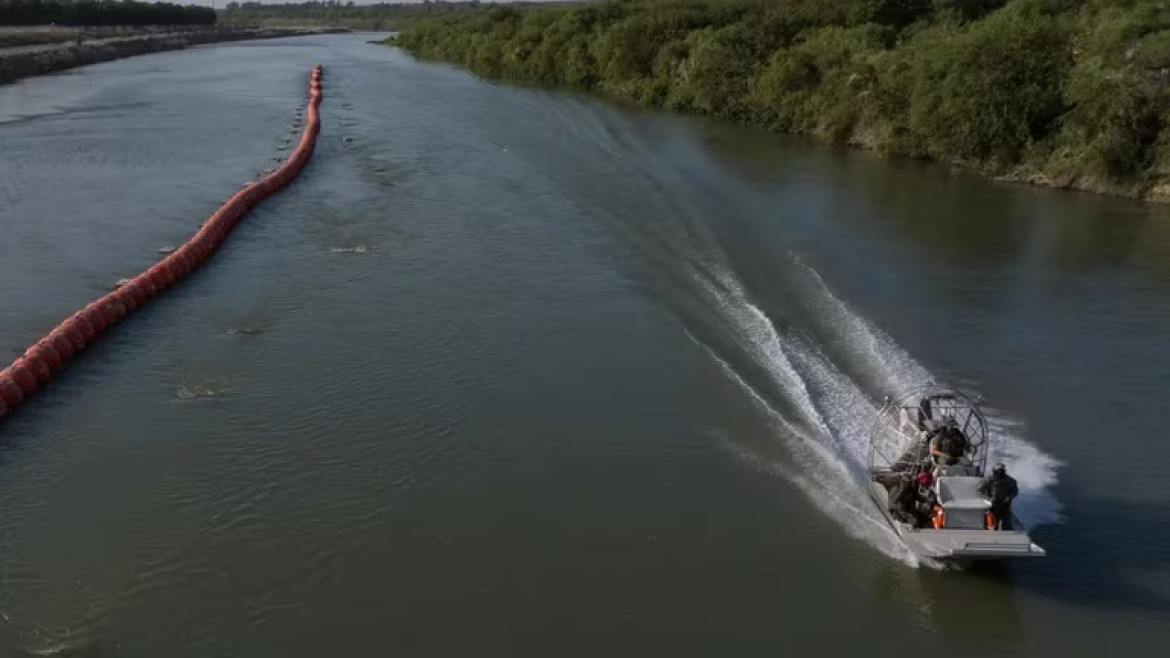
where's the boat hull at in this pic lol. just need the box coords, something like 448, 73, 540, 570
867, 481, 1046, 561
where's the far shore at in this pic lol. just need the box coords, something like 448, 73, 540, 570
0, 26, 349, 86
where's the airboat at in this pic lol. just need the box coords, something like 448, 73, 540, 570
867, 385, 1046, 562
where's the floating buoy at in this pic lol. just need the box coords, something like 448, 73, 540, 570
27, 341, 62, 373
24, 344, 58, 379
59, 322, 85, 351
19, 352, 53, 384
0, 66, 325, 424
7, 360, 38, 395
70, 314, 97, 343
120, 281, 149, 309
0, 372, 24, 407
48, 332, 74, 361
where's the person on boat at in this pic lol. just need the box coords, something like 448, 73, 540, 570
889, 471, 934, 528
912, 470, 937, 527
888, 474, 917, 525
979, 463, 1019, 530
916, 396, 933, 431
929, 423, 969, 467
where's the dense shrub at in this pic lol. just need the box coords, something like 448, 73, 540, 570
900, 4, 1072, 165
390, 0, 1170, 196
751, 25, 885, 139
216, 1, 484, 31
0, 0, 216, 26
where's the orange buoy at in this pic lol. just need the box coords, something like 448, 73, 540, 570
48, 332, 75, 361
150, 263, 175, 288
106, 296, 128, 320
116, 284, 141, 311
59, 322, 86, 351
142, 271, 166, 293
19, 352, 52, 384
126, 280, 150, 307
8, 360, 38, 394
29, 341, 62, 373
0, 371, 24, 408
176, 250, 195, 272
0, 65, 324, 424
83, 304, 108, 334
176, 246, 200, 269
71, 313, 97, 343
164, 257, 187, 280
112, 288, 138, 312
93, 299, 121, 325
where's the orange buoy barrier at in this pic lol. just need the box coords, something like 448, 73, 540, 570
0, 65, 324, 423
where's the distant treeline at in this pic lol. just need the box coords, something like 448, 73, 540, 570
218, 1, 494, 31
390, 0, 1170, 199
0, 0, 216, 26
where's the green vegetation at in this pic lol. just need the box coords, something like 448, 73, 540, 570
0, 0, 216, 27
218, 1, 489, 31
389, 0, 1170, 199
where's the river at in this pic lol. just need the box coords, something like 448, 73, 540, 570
0, 33, 1168, 657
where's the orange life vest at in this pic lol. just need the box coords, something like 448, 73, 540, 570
931, 505, 945, 529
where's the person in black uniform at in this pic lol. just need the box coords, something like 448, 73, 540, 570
889, 471, 934, 528
888, 474, 918, 526
978, 463, 1019, 530
929, 424, 969, 467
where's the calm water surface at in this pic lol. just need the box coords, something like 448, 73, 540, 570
0, 33, 1168, 657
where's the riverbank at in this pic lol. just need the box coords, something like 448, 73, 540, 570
0, 27, 347, 86
388, 0, 1170, 203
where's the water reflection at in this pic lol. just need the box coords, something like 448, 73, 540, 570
1014, 493, 1170, 614
1047, 199, 1170, 278
868, 561, 1024, 647
689, 117, 1170, 281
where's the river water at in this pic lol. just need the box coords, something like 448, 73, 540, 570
0, 33, 1168, 657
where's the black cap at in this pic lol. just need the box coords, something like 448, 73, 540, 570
993, 462, 1006, 473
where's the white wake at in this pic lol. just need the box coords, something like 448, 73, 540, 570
691, 258, 1062, 565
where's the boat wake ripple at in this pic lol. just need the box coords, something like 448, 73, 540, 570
689, 257, 1062, 566
532, 94, 1063, 564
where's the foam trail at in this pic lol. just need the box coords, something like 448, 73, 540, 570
703, 267, 834, 439
694, 341, 921, 567
794, 257, 1064, 527
793, 254, 927, 390
690, 272, 925, 565
689, 255, 1062, 565
985, 414, 1064, 525
782, 333, 883, 471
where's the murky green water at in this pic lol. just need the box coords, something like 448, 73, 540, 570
0, 33, 1168, 657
